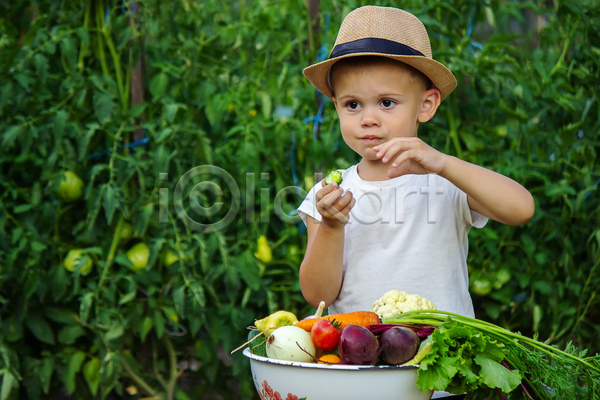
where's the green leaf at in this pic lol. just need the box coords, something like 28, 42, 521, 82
2, 125, 23, 149
75, 26, 90, 45
129, 102, 147, 118
133, 204, 153, 238
57, 325, 86, 345
83, 357, 101, 396
33, 54, 49, 84
25, 313, 55, 345
60, 36, 77, 69
117, 276, 138, 305
237, 252, 261, 290
103, 184, 117, 224
154, 312, 165, 338
418, 353, 460, 391
53, 109, 68, 138
115, 252, 134, 268
173, 285, 185, 317
417, 322, 519, 394
79, 292, 94, 324
164, 103, 180, 123
189, 281, 206, 307
39, 357, 54, 395
104, 321, 124, 342
62, 351, 86, 394
260, 91, 272, 119
44, 307, 79, 325
13, 72, 34, 90
474, 354, 522, 392
14, 204, 34, 214
155, 126, 173, 143
149, 72, 169, 98
0, 370, 17, 400
94, 91, 115, 124
140, 316, 153, 342
78, 122, 99, 161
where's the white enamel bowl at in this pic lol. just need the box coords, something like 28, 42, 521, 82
243, 348, 433, 400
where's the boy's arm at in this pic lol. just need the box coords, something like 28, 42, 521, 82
299, 216, 344, 308
299, 182, 355, 309
374, 137, 535, 225
440, 156, 535, 226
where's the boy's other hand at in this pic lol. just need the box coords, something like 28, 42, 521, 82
374, 137, 446, 179
315, 180, 356, 227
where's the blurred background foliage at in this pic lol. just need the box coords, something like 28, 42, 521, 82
0, 0, 598, 399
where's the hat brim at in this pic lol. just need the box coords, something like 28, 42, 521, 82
303, 53, 457, 101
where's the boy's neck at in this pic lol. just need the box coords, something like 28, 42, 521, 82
357, 159, 393, 181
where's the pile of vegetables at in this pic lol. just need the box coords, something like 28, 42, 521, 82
238, 292, 600, 399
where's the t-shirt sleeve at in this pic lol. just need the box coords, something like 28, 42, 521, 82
453, 180, 488, 229
297, 183, 322, 225
470, 209, 488, 228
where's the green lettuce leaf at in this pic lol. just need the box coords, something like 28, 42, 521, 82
416, 321, 522, 395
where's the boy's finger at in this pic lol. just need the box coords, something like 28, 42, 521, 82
339, 193, 356, 215
316, 182, 339, 201
321, 187, 345, 208
321, 179, 340, 188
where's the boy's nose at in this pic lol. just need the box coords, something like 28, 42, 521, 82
360, 106, 381, 127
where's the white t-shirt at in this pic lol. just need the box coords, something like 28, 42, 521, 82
298, 165, 488, 318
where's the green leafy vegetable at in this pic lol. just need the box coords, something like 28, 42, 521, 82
384, 310, 600, 399
417, 322, 521, 395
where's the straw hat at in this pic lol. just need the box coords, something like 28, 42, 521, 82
303, 6, 457, 101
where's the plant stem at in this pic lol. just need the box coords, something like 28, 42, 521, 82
95, 0, 110, 77
101, 22, 127, 111
119, 351, 161, 398
78, 0, 91, 71
163, 335, 180, 400
97, 214, 124, 290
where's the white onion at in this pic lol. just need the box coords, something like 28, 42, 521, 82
265, 326, 316, 362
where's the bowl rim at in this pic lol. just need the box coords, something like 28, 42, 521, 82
242, 347, 420, 370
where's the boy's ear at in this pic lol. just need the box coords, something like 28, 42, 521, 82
417, 88, 441, 123
332, 97, 339, 111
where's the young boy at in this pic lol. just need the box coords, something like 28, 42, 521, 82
298, 6, 534, 334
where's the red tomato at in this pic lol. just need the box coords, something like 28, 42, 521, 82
311, 319, 342, 351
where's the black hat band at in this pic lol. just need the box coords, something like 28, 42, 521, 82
329, 38, 426, 59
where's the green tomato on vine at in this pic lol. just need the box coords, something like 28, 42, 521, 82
119, 221, 135, 242
470, 277, 493, 296
63, 249, 93, 275
126, 242, 150, 271
56, 171, 84, 202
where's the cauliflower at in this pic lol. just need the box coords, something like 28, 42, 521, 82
371, 290, 436, 319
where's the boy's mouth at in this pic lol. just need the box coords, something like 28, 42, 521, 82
360, 135, 382, 144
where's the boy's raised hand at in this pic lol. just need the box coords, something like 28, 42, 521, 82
315, 180, 355, 227
374, 137, 445, 178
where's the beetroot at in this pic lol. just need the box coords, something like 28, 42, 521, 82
368, 323, 435, 339
379, 326, 419, 365
338, 325, 379, 365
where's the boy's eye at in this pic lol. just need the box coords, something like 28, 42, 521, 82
346, 101, 359, 110
381, 99, 395, 108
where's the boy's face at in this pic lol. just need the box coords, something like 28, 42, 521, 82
331, 60, 434, 162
